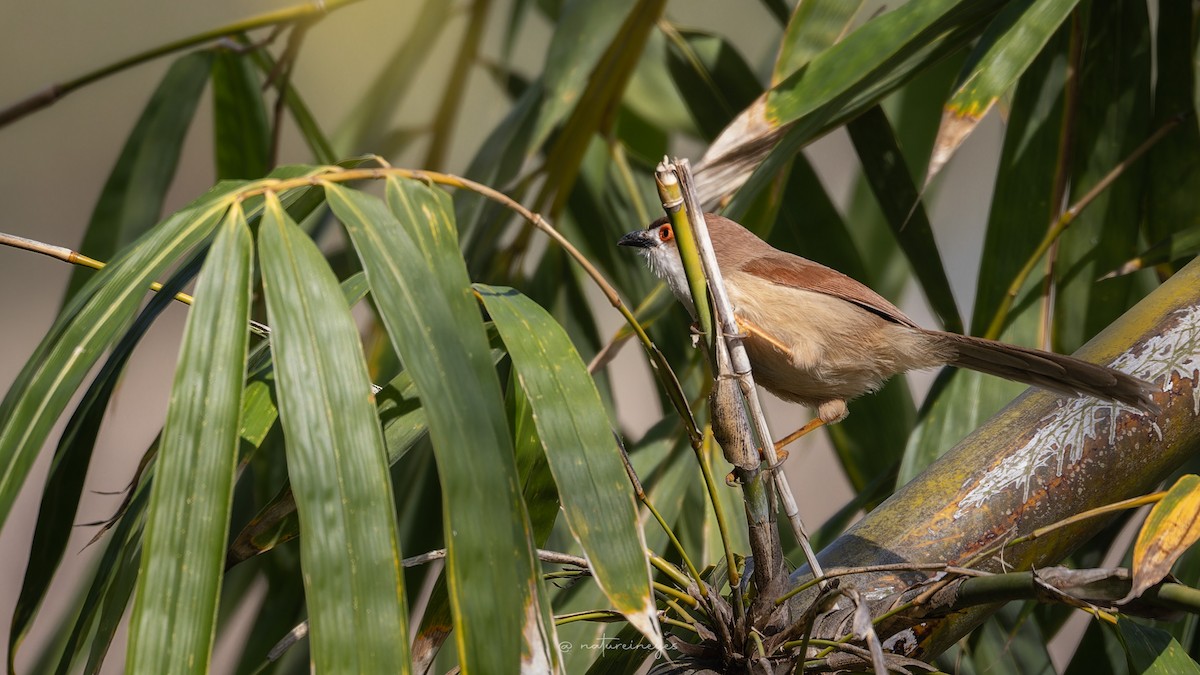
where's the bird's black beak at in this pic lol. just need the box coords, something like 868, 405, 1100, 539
618, 229, 657, 249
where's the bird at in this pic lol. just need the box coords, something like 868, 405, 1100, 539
618, 213, 1158, 431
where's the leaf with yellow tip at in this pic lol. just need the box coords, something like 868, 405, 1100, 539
1129, 475, 1200, 601
925, 0, 1079, 184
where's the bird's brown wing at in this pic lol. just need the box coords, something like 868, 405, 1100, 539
741, 254, 919, 328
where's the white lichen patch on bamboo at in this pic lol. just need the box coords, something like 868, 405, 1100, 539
955, 305, 1200, 518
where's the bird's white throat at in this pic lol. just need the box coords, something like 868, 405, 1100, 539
639, 244, 697, 319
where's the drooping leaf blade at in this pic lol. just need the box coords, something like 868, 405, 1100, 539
476, 284, 661, 649
126, 205, 253, 673
258, 192, 409, 673
7, 263, 190, 672
698, 0, 1005, 205
325, 181, 557, 673
927, 0, 1080, 181
212, 49, 270, 179
772, 0, 865, 84
0, 186, 237, 531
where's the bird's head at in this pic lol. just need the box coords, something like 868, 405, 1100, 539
618, 216, 694, 315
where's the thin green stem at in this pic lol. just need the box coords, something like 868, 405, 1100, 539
697, 430, 741, 591
0, 0, 363, 128
661, 615, 699, 633
984, 113, 1186, 340
654, 582, 699, 608
609, 140, 650, 225
554, 610, 625, 626
242, 35, 337, 164
649, 554, 695, 592
642, 496, 705, 596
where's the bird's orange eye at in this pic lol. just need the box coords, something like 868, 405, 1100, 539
658, 225, 673, 242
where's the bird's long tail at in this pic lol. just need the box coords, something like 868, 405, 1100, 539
928, 331, 1160, 413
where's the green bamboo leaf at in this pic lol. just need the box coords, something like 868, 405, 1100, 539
1145, 0, 1200, 268
258, 193, 409, 673
212, 49, 270, 179
927, 0, 1079, 181
225, 368, 431, 567
126, 205, 253, 673
502, 0, 532, 64
7, 267, 188, 671
1064, 620, 1128, 675
764, 0, 1001, 124
64, 51, 213, 302
324, 181, 556, 673
706, 0, 1004, 207
0, 186, 237, 531
968, 606, 1053, 675
772, 0, 864, 84
1103, 228, 1200, 280
476, 284, 661, 649
846, 105, 963, 333
457, 84, 541, 267
507, 373, 560, 546
901, 27, 1068, 482
538, 0, 665, 217
532, 0, 640, 147
663, 29, 761, 141
1118, 618, 1200, 674
408, 360, 561, 673
1053, 0, 1151, 354
51, 484, 150, 674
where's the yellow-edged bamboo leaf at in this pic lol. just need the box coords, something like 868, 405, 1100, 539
772, 0, 864, 85
700, 0, 1005, 206
1129, 475, 1200, 600
926, 0, 1079, 183
324, 181, 558, 673
476, 284, 662, 651
258, 192, 410, 673
126, 204, 253, 674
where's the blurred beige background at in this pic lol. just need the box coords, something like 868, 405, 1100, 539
0, 1, 1002, 671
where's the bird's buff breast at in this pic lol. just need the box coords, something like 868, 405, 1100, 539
724, 272, 940, 407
